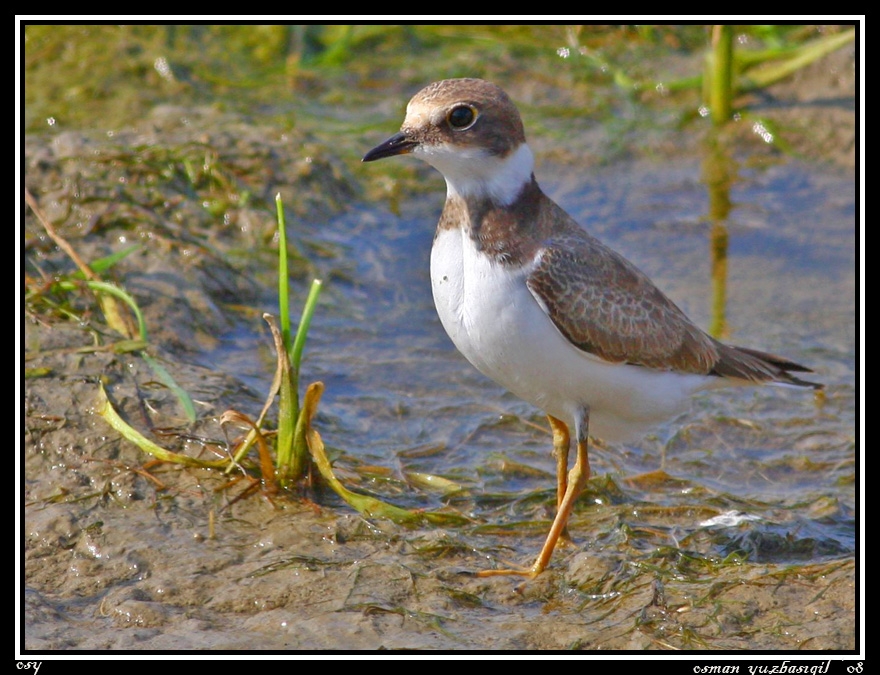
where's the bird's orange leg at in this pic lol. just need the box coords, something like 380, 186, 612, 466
548, 415, 574, 546
477, 410, 591, 578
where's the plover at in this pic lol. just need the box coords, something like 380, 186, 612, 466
363, 78, 821, 577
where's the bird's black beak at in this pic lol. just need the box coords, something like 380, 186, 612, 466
362, 132, 418, 162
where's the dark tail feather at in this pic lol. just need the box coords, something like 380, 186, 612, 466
711, 344, 823, 390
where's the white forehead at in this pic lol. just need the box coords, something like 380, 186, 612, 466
403, 99, 445, 129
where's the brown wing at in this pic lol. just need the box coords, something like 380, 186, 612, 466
526, 233, 720, 373
526, 234, 821, 388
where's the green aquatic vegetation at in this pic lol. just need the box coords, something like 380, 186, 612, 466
26, 189, 197, 423
703, 25, 855, 126
43, 187, 468, 527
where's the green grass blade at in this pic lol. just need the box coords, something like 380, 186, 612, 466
276, 193, 291, 352
708, 25, 734, 126
301, 383, 424, 525
71, 244, 141, 277
59, 279, 196, 424
290, 278, 323, 380
97, 384, 225, 468
141, 352, 197, 424
301, 383, 470, 527
57, 279, 148, 342
263, 315, 297, 484
742, 28, 855, 90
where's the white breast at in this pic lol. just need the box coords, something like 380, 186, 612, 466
429, 226, 718, 442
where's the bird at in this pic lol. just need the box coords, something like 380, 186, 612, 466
362, 78, 821, 578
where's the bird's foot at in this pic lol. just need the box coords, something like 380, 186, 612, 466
473, 559, 546, 579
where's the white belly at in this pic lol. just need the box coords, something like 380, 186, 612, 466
429, 226, 717, 442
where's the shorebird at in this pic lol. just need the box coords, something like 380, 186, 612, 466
363, 78, 820, 577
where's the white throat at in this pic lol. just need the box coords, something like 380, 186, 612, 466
415, 142, 534, 206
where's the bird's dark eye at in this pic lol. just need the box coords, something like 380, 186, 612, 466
447, 105, 477, 130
